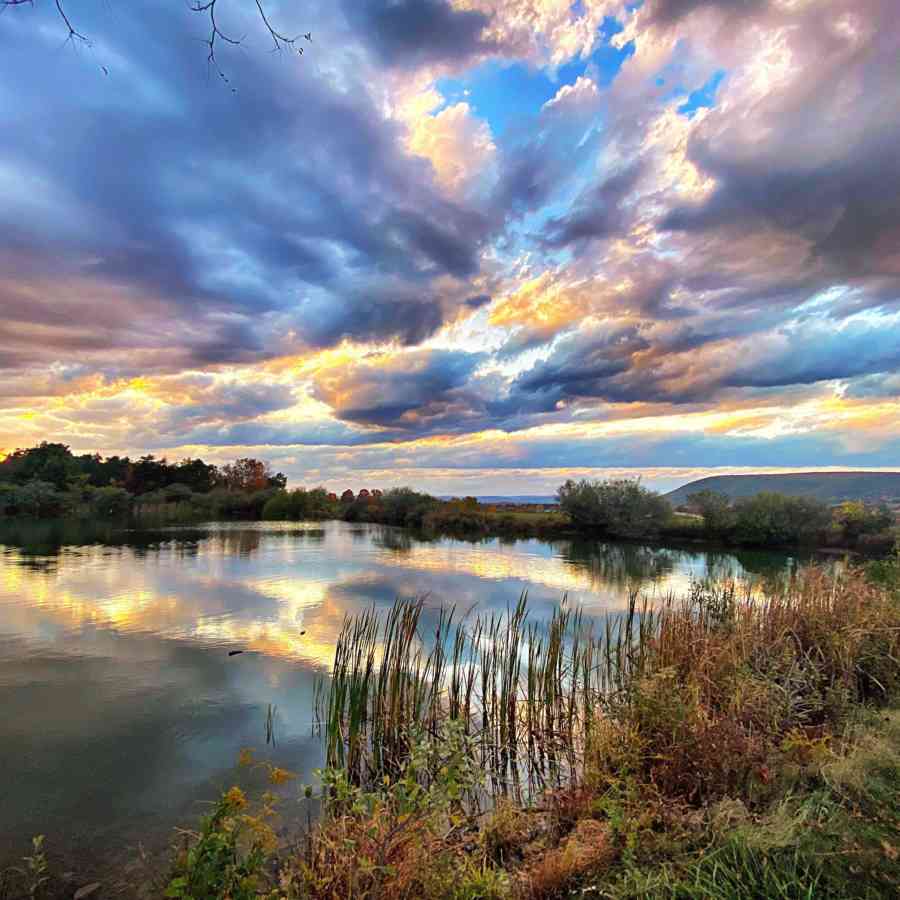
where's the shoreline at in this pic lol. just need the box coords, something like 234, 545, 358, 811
0, 510, 887, 561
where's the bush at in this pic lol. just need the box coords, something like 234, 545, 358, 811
9, 480, 66, 517
833, 501, 894, 541
90, 485, 133, 518
368, 487, 438, 528
287, 722, 509, 899
165, 786, 276, 899
731, 493, 831, 546
262, 487, 338, 520
557, 478, 671, 538
687, 490, 735, 537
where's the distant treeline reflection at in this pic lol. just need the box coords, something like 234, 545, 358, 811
0, 442, 895, 554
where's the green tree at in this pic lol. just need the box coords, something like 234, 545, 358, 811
833, 501, 894, 541
687, 490, 734, 537
126, 455, 170, 495
732, 493, 831, 546
379, 487, 439, 527
90, 486, 133, 518
556, 478, 671, 538
0, 442, 78, 489
13, 480, 65, 517
174, 458, 219, 493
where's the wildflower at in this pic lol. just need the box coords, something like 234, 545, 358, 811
267, 764, 296, 786
224, 785, 248, 810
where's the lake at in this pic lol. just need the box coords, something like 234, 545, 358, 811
0, 519, 796, 878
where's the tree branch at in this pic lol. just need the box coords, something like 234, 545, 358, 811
2, 0, 90, 45
3, 1, 311, 72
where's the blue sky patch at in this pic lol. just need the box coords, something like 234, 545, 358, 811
679, 70, 727, 116
438, 17, 633, 136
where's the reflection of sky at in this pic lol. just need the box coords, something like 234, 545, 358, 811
0, 522, 786, 872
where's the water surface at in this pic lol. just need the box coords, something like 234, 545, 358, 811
0, 519, 794, 874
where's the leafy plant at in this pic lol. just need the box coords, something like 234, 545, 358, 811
21, 835, 49, 900
165, 787, 276, 900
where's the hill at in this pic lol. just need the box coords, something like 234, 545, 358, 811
666, 472, 900, 507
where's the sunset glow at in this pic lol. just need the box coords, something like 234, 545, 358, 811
1, 0, 898, 491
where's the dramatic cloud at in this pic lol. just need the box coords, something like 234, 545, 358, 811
313, 349, 486, 430
343, 0, 493, 68
1, 0, 898, 490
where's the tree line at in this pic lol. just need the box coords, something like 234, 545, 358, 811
0, 442, 286, 518
2, 444, 896, 553
557, 478, 896, 553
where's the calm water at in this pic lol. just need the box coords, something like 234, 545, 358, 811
0, 519, 795, 874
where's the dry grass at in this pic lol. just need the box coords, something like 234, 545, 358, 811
169, 562, 900, 899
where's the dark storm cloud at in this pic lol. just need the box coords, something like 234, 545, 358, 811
341, 0, 493, 69
158, 379, 298, 431
657, 0, 900, 296
504, 313, 900, 412
517, 326, 649, 394
313, 349, 486, 430
643, 0, 769, 26
662, 128, 900, 283
0, 1, 489, 374
295, 283, 447, 348
541, 163, 644, 248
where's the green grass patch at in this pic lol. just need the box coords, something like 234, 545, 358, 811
594, 707, 900, 899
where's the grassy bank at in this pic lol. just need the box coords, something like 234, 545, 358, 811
156, 559, 899, 899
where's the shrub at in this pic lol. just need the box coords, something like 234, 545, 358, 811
833, 501, 894, 541
287, 723, 509, 899
90, 485, 133, 518
165, 786, 276, 899
374, 487, 439, 527
731, 493, 831, 546
557, 478, 671, 538
686, 490, 734, 537
262, 487, 337, 520
10, 480, 66, 517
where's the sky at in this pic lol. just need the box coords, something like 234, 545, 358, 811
1, 0, 898, 495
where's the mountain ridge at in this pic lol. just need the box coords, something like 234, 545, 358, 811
666, 472, 900, 507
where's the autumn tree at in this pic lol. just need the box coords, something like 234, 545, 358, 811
219, 457, 284, 492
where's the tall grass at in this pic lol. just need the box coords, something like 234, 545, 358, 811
316, 585, 656, 795
317, 567, 899, 806
168, 563, 898, 899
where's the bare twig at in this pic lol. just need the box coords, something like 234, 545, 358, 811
3, 0, 311, 74
2, 0, 90, 45
189, 0, 242, 74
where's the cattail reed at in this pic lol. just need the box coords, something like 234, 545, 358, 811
314, 564, 894, 806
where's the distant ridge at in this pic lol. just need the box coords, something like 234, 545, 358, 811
438, 495, 559, 505
666, 472, 900, 507
478, 495, 558, 505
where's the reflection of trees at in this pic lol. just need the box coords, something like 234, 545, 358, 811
372, 527, 414, 555
701, 551, 746, 584
0, 522, 341, 573
557, 538, 799, 590
0, 519, 194, 571
0, 518, 118, 560
730, 548, 805, 579
558, 539, 683, 589
211, 529, 262, 558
